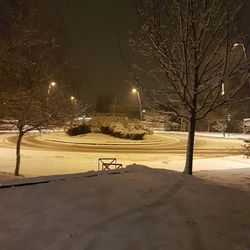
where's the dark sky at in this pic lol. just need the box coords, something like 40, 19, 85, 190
42, 0, 250, 105
67, 0, 136, 104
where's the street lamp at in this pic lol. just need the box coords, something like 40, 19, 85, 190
47, 81, 57, 105
221, 82, 225, 96
48, 81, 56, 94
233, 43, 250, 118
50, 81, 56, 87
221, 82, 226, 137
70, 96, 77, 107
233, 43, 247, 60
132, 88, 143, 121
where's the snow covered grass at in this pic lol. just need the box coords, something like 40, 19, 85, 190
0, 165, 249, 250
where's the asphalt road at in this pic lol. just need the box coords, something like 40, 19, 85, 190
2, 132, 243, 157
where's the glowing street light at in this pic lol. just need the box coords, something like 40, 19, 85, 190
48, 81, 56, 95
47, 81, 57, 105
50, 81, 56, 87
132, 88, 143, 121
132, 88, 137, 94
70, 96, 77, 107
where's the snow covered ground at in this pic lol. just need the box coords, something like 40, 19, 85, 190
0, 165, 249, 250
0, 131, 248, 178
0, 145, 249, 178
0, 131, 249, 249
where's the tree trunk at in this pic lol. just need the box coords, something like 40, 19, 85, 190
184, 111, 196, 175
15, 130, 24, 176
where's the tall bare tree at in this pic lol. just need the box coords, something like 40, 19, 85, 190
130, 0, 250, 174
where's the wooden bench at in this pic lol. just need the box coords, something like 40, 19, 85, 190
98, 158, 122, 171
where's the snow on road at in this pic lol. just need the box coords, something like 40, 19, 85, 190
0, 132, 248, 177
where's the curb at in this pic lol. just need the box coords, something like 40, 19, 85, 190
0, 169, 128, 189
42, 138, 167, 146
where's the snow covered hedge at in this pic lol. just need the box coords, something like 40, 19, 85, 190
66, 116, 152, 140
241, 139, 250, 158
66, 122, 91, 136
90, 116, 152, 140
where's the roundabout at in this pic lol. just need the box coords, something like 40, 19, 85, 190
5, 132, 242, 156
0, 131, 246, 177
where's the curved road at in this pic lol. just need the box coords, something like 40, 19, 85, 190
0, 132, 246, 176
3, 132, 242, 157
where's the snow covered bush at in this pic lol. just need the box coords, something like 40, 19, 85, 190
66, 122, 91, 136
241, 139, 250, 158
112, 122, 147, 140
90, 116, 152, 140
65, 116, 152, 139
88, 118, 102, 133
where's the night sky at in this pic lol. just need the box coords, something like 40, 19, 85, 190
67, 0, 136, 104
43, 0, 250, 105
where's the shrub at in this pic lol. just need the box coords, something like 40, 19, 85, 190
241, 140, 250, 158
89, 118, 102, 133
112, 122, 147, 140
90, 116, 152, 140
65, 116, 153, 140
66, 122, 91, 136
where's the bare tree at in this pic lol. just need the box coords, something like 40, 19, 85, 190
3, 87, 78, 176
129, 0, 250, 174
0, 0, 87, 176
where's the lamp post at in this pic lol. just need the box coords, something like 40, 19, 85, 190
221, 82, 226, 137
132, 88, 143, 121
233, 43, 247, 60
70, 96, 77, 106
233, 43, 250, 118
47, 81, 56, 105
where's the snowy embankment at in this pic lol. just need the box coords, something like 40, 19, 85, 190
0, 165, 249, 250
